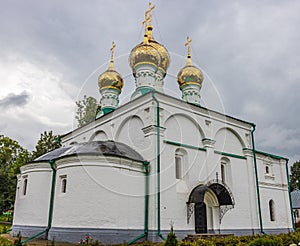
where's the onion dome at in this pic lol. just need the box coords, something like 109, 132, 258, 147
98, 42, 123, 91
129, 39, 161, 73
177, 37, 203, 88
147, 26, 170, 74
129, 3, 162, 74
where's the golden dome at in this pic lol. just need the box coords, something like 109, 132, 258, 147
98, 41, 123, 92
177, 64, 204, 88
147, 26, 170, 73
177, 36, 203, 88
98, 69, 123, 91
129, 42, 161, 71
149, 39, 170, 73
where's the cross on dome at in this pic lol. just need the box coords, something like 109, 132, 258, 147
109, 41, 116, 69
185, 36, 192, 65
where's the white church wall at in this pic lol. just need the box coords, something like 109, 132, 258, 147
52, 155, 145, 229
214, 128, 245, 155
13, 163, 52, 227
260, 186, 291, 230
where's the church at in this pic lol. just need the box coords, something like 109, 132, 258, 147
11, 3, 294, 244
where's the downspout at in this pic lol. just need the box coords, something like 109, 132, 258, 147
151, 91, 165, 241
251, 125, 265, 234
21, 159, 56, 243
285, 159, 296, 231
128, 161, 150, 245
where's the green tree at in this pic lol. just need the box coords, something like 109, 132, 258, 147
0, 135, 31, 213
290, 161, 300, 191
75, 95, 99, 127
31, 131, 61, 160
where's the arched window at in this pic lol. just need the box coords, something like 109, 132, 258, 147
23, 178, 28, 196
221, 164, 225, 182
61, 179, 67, 193
265, 166, 269, 174
220, 157, 231, 185
175, 154, 182, 179
269, 200, 275, 221
175, 148, 187, 180
60, 175, 67, 193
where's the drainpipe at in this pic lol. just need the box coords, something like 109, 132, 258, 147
151, 91, 165, 241
285, 159, 296, 231
251, 125, 265, 234
21, 159, 56, 243
128, 161, 150, 245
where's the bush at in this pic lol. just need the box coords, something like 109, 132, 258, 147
164, 226, 178, 246
248, 237, 283, 246
0, 237, 13, 246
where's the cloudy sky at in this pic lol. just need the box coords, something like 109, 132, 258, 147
0, 0, 299, 164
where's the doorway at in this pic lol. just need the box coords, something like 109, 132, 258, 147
194, 202, 207, 233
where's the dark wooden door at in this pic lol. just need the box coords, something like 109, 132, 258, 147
194, 202, 207, 233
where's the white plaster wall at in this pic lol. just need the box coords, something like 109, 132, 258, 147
260, 186, 292, 229
13, 163, 52, 227
51, 156, 145, 229
59, 93, 291, 233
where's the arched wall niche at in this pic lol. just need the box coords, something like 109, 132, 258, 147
89, 130, 108, 142
164, 113, 205, 147
214, 127, 245, 155
116, 115, 148, 150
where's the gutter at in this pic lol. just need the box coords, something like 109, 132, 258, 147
21, 160, 56, 243
151, 91, 165, 241
285, 159, 296, 231
128, 161, 150, 245
250, 125, 265, 234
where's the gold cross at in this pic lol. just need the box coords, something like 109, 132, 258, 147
185, 36, 192, 64
109, 41, 116, 69
185, 36, 192, 49
145, 2, 155, 26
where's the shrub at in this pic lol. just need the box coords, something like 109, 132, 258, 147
195, 238, 214, 246
248, 237, 283, 246
164, 226, 178, 246
0, 237, 13, 246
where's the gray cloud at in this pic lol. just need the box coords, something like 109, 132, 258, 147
0, 0, 299, 164
0, 91, 30, 108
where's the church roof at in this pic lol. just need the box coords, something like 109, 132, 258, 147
291, 190, 300, 209
34, 140, 145, 163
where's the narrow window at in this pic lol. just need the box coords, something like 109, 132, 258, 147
61, 178, 67, 193
221, 164, 225, 182
269, 200, 275, 221
23, 178, 28, 196
265, 166, 269, 174
175, 155, 182, 179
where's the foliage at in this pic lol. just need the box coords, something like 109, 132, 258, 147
0, 212, 13, 222
31, 131, 61, 160
0, 135, 31, 214
75, 95, 99, 127
290, 161, 300, 191
0, 223, 10, 234
0, 236, 13, 246
248, 236, 283, 246
164, 226, 178, 246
